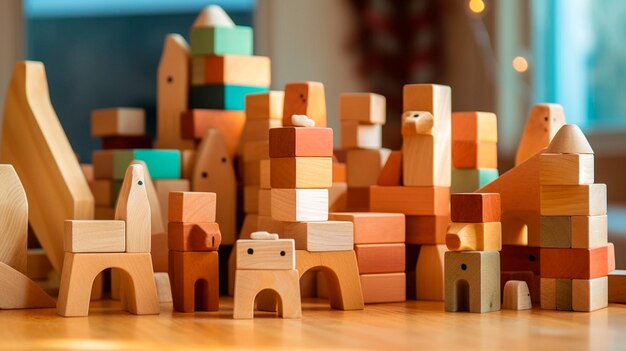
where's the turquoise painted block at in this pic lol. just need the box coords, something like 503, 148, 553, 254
451, 168, 499, 193
190, 84, 269, 110
113, 149, 181, 180
190, 26, 253, 56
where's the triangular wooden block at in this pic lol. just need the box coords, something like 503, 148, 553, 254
377, 151, 402, 186
545, 124, 594, 155
192, 5, 235, 28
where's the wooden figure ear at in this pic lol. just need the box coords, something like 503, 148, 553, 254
402, 111, 434, 136
115, 164, 151, 253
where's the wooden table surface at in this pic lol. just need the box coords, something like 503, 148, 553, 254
0, 298, 624, 350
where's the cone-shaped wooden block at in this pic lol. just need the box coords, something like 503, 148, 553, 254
545, 124, 594, 155
192, 5, 235, 28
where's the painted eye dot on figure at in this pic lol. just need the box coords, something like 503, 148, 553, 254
167, 76, 173, 83
461, 264, 467, 271
280, 251, 286, 256
221, 157, 227, 163
247, 248, 254, 255
138, 180, 143, 186
202, 172, 208, 178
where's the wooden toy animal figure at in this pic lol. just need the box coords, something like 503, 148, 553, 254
515, 104, 565, 166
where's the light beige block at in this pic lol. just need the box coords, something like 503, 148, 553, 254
236, 239, 295, 270
283, 221, 354, 251
572, 276, 608, 312
339, 92, 386, 124
64, 220, 125, 253
258, 189, 271, 216
341, 121, 382, 149
502, 280, 532, 310
540, 184, 607, 216
270, 189, 328, 222
571, 215, 608, 249
346, 148, 391, 187
540, 153, 594, 185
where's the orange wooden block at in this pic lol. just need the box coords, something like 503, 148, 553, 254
269, 127, 333, 158
91, 108, 145, 137
239, 119, 281, 146
540, 247, 608, 279
282, 81, 326, 127
333, 162, 346, 182
377, 151, 402, 186
451, 193, 501, 223
452, 140, 497, 169
405, 214, 450, 244
501, 245, 541, 274
90, 179, 113, 207
270, 157, 333, 189
369, 186, 450, 216
245, 91, 284, 120
360, 273, 406, 303
180, 109, 244, 158
452, 111, 497, 142
92, 150, 114, 179
168, 192, 216, 223
339, 92, 386, 124
346, 187, 370, 211
180, 149, 196, 179
192, 55, 270, 86
328, 212, 405, 244
355, 244, 405, 274
168, 222, 221, 251
169, 250, 219, 313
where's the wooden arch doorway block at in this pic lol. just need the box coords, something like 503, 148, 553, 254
233, 269, 301, 319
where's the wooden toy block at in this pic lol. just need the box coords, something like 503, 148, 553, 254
64, 220, 125, 253
81, 164, 94, 183
151, 232, 169, 272
270, 157, 332, 189
571, 215, 608, 249
403, 135, 451, 187
26, 248, 53, 281
346, 186, 370, 211
240, 120, 281, 150
131, 160, 165, 236
445, 222, 502, 251
181, 150, 196, 179
190, 26, 253, 56
540, 216, 571, 248
93, 150, 114, 179
406, 214, 449, 244
282, 82, 326, 127
113, 149, 181, 180
545, 124, 594, 155
296, 250, 364, 310
156, 34, 195, 150
258, 189, 271, 216
608, 270, 626, 303
451, 168, 498, 193
502, 280, 531, 310
180, 109, 245, 158
340, 121, 382, 149
540, 246, 609, 279
242, 141, 269, 163
329, 182, 348, 212
500, 245, 541, 274
339, 93, 386, 124
101, 135, 153, 150
154, 272, 172, 303
451, 193, 501, 223
57, 252, 159, 316
369, 186, 450, 216
245, 91, 284, 120
154, 179, 190, 228
95, 206, 115, 220
572, 277, 608, 312
270, 189, 328, 222
451, 111, 497, 142
540, 153, 594, 185
540, 277, 557, 309
328, 212, 405, 244
236, 239, 295, 270
282, 221, 354, 251
269, 127, 333, 158
90, 179, 113, 207
360, 273, 406, 303
556, 278, 572, 311
115, 164, 151, 252
233, 269, 301, 319
193, 130, 237, 245
1, 62, 94, 273
0, 165, 28, 274
243, 161, 261, 186
91, 108, 145, 137
244, 186, 260, 213
190, 84, 269, 111
415, 244, 446, 301
355, 244, 405, 274
445, 251, 500, 312
257, 215, 284, 236
540, 184, 607, 216
192, 5, 235, 28
168, 191, 216, 223
403, 84, 451, 120
515, 103, 565, 166
452, 141, 497, 169
377, 151, 402, 186
0, 261, 56, 309
347, 149, 391, 187
168, 222, 221, 251
191, 55, 270, 87
259, 159, 271, 189
608, 242, 615, 272
501, 270, 538, 303
401, 111, 434, 136
333, 162, 347, 182
169, 250, 219, 312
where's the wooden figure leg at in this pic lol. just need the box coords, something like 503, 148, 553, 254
233, 269, 301, 319
170, 251, 219, 312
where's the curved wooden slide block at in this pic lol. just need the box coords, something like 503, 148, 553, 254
233, 269, 301, 319
0, 262, 55, 309
0, 165, 28, 273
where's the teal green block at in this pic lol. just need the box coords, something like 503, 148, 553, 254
113, 149, 181, 180
451, 168, 499, 193
190, 26, 253, 56
190, 84, 269, 110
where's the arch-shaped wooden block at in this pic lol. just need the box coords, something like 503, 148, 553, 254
502, 280, 532, 310
233, 269, 301, 319
57, 252, 160, 317
169, 251, 219, 312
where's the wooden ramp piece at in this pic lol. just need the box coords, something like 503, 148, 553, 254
0, 61, 94, 273
0, 165, 28, 274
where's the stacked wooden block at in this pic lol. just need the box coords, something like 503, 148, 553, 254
168, 192, 221, 313
539, 125, 611, 312
339, 93, 389, 211
451, 112, 499, 193
445, 193, 502, 313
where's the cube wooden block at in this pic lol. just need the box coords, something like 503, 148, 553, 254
243, 161, 261, 186
445, 222, 502, 251
403, 84, 451, 120
242, 141, 269, 163
90, 179, 113, 207
256, 215, 284, 235
355, 244, 405, 274
540, 153, 594, 185
168, 192, 217, 223
259, 159, 271, 189
244, 186, 259, 213
405, 214, 449, 244
270, 157, 332, 189
269, 127, 333, 158
328, 212, 405, 244
282, 221, 354, 252
270, 189, 328, 222
190, 85, 269, 111
403, 135, 450, 187
451, 193, 501, 223
540, 184, 607, 216
333, 162, 347, 182
540, 216, 571, 248
113, 149, 181, 180
452, 140, 497, 169
245, 91, 284, 120
339, 93, 386, 124
258, 189, 271, 216
369, 186, 450, 216
571, 215, 608, 249
236, 239, 295, 270
377, 151, 402, 186
451, 168, 499, 193
93, 150, 115, 179
572, 277, 608, 312
346, 148, 391, 187
444, 251, 500, 313
190, 26, 253, 56
155, 179, 190, 223
340, 121, 382, 149
282, 82, 326, 127
360, 273, 406, 304
91, 108, 145, 137
500, 245, 541, 274
451, 111, 497, 142
191, 55, 270, 87
540, 246, 609, 279
64, 220, 125, 253
608, 270, 626, 303
240, 119, 281, 144
329, 182, 348, 212
540, 277, 556, 310
169, 250, 219, 312
556, 278, 572, 311
346, 187, 370, 211
168, 222, 221, 251
180, 109, 245, 156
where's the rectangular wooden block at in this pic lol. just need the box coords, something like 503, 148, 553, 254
377, 151, 402, 186
572, 277, 608, 312
405, 214, 449, 244
270, 189, 328, 222
540, 153, 594, 185
191, 55, 270, 87
240, 119, 281, 146
190, 26, 253, 56
155, 179, 190, 224
245, 91, 284, 120
451, 193, 501, 223
329, 182, 348, 212
608, 270, 626, 303
500, 245, 541, 274
269, 127, 333, 158
360, 273, 406, 303
243, 186, 259, 213
445, 222, 502, 251
282, 81, 326, 127
328, 212, 405, 244
347, 148, 391, 187
90, 179, 113, 207
540, 216, 571, 248
556, 278, 572, 311
451, 168, 499, 193
403, 84, 451, 119
101, 135, 152, 150
444, 251, 500, 313
339, 93, 386, 124
369, 186, 450, 216
168, 191, 217, 223
92, 150, 115, 179
333, 162, 347, 182
403, 135, 450, 187
571, 215, 608, 249
340, 121, 382, 149
258, 189, 271, 216
355, 244, 405, 274
540, 277, 556, 309
282, 221, 354, 252
190, 84, 269, 111
346, 186, 369, 211
180, 109, 245, 157
540, 246, 609, 279
256, 215, 284, 235
235, 239, 295, 270
64, 220, 125, 253
452, 140, 498, 169
270, 157, 332, 189
91, 108, 145, 137
259, 159, 271, 189
540, 184, 607, 216
451, 111, 497, 142
113, 149, 181, 180
242, 141, 269, 163
168, 222, 221, 251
